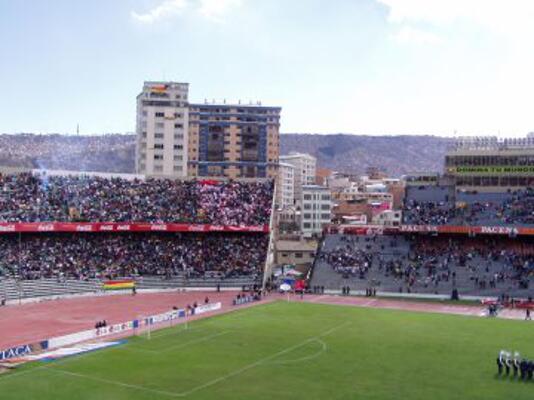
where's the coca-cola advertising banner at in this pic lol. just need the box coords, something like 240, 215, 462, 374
0, 223, 269, 234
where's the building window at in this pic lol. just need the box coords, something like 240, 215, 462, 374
174, 123, 183, 128
155, 112, 165, 118
154, 144, 164, 149
155, 122, 164, 128
174, 145, 183, 150
295, 253, 303, 258
154, 133, 164, 139
154, 154, 163, 160
174, 155, 183, 161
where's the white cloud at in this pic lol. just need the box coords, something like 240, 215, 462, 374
131, 0, 188, 24
377, 0, 534, 36
198, 0, 243, 22
131, 0, 242, 24
393, 26, 443, 45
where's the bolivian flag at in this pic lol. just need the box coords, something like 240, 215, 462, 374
103, 279, 135, 290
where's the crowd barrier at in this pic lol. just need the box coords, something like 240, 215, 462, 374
0, 341, 48, 362
233, 295, 259, 306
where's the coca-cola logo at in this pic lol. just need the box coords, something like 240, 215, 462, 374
99, 225, 115, 231
37, 224, 55, 232
76, 225, 93, 232
116, 225, 131, 231
0, 225, 16, 232
187, 225, 205, 232
209, 225, 225, 231
150, 224, 167, 231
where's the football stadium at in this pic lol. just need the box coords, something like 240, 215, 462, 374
2, 6, 534, 396
0, 146, 533, 399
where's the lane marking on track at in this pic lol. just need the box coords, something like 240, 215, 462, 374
177, 321, 351, 397
308, 295, 331, 303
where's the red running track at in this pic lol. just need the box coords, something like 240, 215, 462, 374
0, 291, 250, 350
2, 292, 528, 351
299, 294, 528, 320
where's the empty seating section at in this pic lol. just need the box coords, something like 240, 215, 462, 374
312, 234, 533, 297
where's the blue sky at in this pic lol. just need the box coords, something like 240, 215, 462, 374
1, 0, 534, 137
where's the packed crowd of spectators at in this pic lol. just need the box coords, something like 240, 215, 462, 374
0, 173, 273, 225
403, 188, 534, 226
0, 133, 135, 172
0, 233, 268, 281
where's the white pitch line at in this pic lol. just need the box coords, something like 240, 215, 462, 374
129, 331, 230, 354
42, 367, 181, 398
265, 338, 327, 365
177, 321, 351, 397
0, 366, 46, 383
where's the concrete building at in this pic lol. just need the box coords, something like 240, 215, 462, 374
279, 153, 316, 205
301, 185, 331, 237
445, 136, 534, 190
187, 103, 281, 179
277, 162, 295, 209
275, 239, 318, 268
136, 82, 189, 177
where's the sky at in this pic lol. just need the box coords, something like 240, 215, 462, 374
1, 0, 534, 137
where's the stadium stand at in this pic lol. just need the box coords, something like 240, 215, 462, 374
0, 172, 273, 225
403, 186, 534, 227
0, 232, 268, 281
0, 172, 274, 299
311, 233, 533, 297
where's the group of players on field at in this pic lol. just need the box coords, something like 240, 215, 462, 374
497, 350, 534, 380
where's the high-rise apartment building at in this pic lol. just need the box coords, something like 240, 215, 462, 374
279, 153, 317, 205
188, 103, 281, 179
301, 185, 332, 237
136, 82, 189, 176
277, 162, 296, 209
136, 82, 281, 179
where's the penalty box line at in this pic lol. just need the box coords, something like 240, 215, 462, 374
177, 321, 352, 397
3, 322, 350, 398
125, 331, 230, 354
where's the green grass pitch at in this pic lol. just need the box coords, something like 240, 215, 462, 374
1, 301, 533, 399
